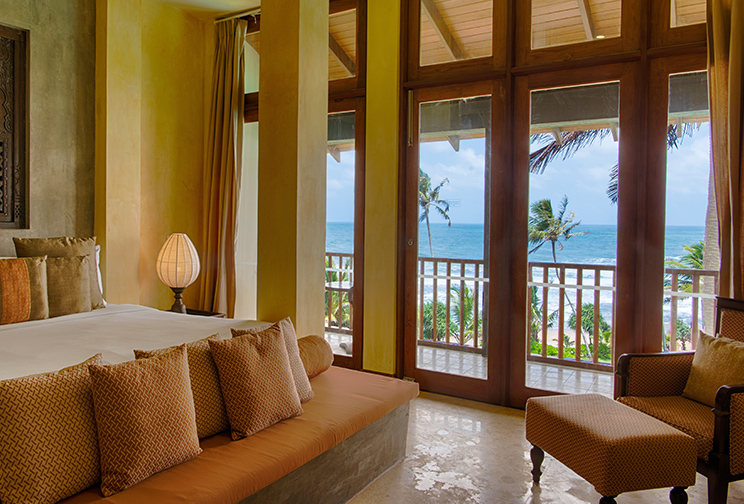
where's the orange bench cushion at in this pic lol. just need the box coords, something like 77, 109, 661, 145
60, 367, 419, 504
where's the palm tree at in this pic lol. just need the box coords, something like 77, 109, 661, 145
419, 169, 452, 257
449, 283, 483, 346
528, 196, 587, 261
664, 241, 704, 294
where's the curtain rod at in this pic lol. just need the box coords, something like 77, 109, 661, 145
214, 7, 260, 24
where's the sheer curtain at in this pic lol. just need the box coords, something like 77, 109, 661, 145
200, 19, 247, 316
708, 0, 743, 298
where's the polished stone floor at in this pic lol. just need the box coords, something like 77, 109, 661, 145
351, 391, 744, 504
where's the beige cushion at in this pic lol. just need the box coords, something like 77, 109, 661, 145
13, 236, 105, 310
134, 335, 229, 439
231, 317, 314, 402
298, 335, 334, 378
89, 345, 201, 496
0, 256, 49, 324
0, 354, 103, 504
46, 255, 92, 318
210, 324, 303, 440
682, 332, 744, 407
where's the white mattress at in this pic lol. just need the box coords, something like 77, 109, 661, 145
0, 304, 267, 380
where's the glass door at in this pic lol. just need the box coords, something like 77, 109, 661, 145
404, 83, 496, 402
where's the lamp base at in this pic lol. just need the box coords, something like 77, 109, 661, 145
169, 287, 187, 313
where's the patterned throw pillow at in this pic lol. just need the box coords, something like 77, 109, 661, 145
46, 256, 92, 318
13, 236, 105, 310
682, 332, 744, 407
89, 345, 201, 496
0, 354, 103, 504
297, 335, 334, 378
210, 324, 303, 440
231, 317, 314, 402
134, 335, 229, 439
0, 256, 49, 324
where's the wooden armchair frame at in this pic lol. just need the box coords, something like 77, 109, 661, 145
616, 296, 744, 504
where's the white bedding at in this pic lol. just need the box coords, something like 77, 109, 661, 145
0, 304, 266, 380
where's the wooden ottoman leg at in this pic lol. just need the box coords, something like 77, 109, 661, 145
530, 445, 544, 484
669, 486, 688, 504
598, 496, 617, 504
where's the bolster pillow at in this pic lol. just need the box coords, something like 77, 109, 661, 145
297, 335, 334, 378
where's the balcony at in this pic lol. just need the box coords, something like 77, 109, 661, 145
325, 252, 718, 396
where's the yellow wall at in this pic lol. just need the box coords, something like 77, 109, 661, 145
96, 0, 210, 308
0, 0, 96, 255
363, 0, 401, 374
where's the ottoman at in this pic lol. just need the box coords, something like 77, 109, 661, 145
525, 394, 696, 504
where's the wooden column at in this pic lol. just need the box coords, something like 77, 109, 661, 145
257, 0, 329, 337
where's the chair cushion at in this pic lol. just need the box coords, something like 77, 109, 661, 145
720, 308, 744, 342
682, 332, 744, 407
618, 395, 714, 460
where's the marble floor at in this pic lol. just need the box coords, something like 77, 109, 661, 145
351, 391, 744, 504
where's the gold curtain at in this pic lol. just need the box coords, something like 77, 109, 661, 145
709, 0, 744, 298
200, 19, 247, 317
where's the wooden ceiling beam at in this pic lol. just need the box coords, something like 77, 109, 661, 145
329, 33, 356, 77
327, 145, 342, 163
446, 135, 460, 152
577, 0, 597, 40
421, 0, 464, 61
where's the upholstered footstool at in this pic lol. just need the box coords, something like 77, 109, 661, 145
525, 394, 696, 503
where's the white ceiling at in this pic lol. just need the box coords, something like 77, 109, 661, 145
160, 0, 260, 19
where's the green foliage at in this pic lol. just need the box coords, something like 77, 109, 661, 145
421, 300, 448, 342
419, 169, 452, 257
530, 333, 612, 364
528, 196, 587, 261
529, 286, 558, 343
420, 284, 484, 346
664, 318, 692, 351
567, 303, 611, 336
325, 256, 352, 330
665, 242, 704, 295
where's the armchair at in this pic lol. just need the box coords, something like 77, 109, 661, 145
616, 296, 744, 504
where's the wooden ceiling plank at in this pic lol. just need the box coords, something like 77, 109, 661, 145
329, 33, 356, 77
577, 0, 597, 40
421, 0, 465, 61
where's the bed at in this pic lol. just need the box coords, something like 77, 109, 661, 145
0, 304, 419, 503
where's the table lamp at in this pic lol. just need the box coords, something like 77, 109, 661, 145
156, 233, 200, 313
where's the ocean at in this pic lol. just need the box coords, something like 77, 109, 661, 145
326, 222, 705, 264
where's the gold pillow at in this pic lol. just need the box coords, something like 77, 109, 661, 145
0, 256, 49, 324
89, 345, 201, 496
0, 354, 103, 504
231, 317, 314, 402
682, 332, 744, 407
298, 335, 334, 378
46, 255, 91, 318
210, 324, 303, 440
13, 236, 105, 310
134, 335, 229, 439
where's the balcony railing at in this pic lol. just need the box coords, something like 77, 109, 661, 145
324, 252, 719, 369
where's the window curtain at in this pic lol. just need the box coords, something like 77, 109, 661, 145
708, 0, 744, 298
200, 19, 247, 317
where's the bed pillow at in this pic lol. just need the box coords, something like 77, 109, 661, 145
13, 236, 105, 310
134, 335, 229, 439
298, 335, 334, 378
210, 324, 303, 440
0, 354, 103, 504
0, 256, 49, 324
231, 317, 314, 402
682, 332, 744, 407
89, 345, 201, 496
46, 255, 91, 318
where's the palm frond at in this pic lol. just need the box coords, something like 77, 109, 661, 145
529, 130, 612, 174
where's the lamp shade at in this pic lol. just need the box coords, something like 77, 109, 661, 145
156, 233, 200, 289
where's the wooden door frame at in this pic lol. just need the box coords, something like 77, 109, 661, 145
327, 96, 366, 371
403, 80, 503, 403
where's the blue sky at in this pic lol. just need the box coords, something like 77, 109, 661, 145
326, 123, 712, 227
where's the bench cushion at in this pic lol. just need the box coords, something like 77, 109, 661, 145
60, 367, 419, 504
526, 393, 696, 497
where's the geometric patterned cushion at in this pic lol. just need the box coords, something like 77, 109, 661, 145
0, 256, 49, 324
231, 317, 314, 402
210, 324, 303, 440
13, 236, 105, 310
618, 395, 714, 461
720, 308, 744, 342
88, 346, 201, 496
0, 354, 103, 504
134, 335, 229, 439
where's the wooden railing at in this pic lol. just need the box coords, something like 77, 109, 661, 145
664, 267, 718, 351
325, 252, 353, 335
